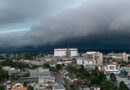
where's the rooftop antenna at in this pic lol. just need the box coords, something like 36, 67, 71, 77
67, 41, 70, 49
67, 41, 70, 57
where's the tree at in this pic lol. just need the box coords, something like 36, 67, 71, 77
100, 80, 114, 90
0, 69, 9, 81
98, 72, 107, 84
0, 85, 5, 90
110, 73, 117, 83
23, 82, 28, 87
80, 65, 85, 71
27, 85, 34, 90
110, 73, 117, 89
42, 64, 50, 68
120, 70, 128, 77
119, 81, 129, 90
56, 64, 62, 72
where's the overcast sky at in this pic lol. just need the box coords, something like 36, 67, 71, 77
0, 0, 130, 49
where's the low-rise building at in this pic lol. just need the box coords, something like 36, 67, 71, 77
76, 57, 102, 67
53, 83, 66, 90
29, 67, 56, 87
82, 52, 103, 64
104, 52, 129, 62
2, 66, 11, 71
104, 64, 120, 74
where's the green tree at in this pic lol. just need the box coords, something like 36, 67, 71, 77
98, 72, 107, 84
120, 70, 128, 77
100, 80, 114, 90
23, 82, 28, 87
80, 65, 85, 71
119, 81, 129, 90
110, 73, 117, 83
110, 73, 117, 89
0, 69, 9, 81
27, 85, 34, 90
90, 69, 99, 85
0, 85, 5, 90
56, 64, 62, 72
42, 64, 50, 68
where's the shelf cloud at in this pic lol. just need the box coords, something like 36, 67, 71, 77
0, 0, 130, 48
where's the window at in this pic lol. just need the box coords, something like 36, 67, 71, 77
110, 66, 114, 70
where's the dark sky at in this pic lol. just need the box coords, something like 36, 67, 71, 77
0, 0, 130, 52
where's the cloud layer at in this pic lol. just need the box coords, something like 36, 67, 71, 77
0, 0, 130, 48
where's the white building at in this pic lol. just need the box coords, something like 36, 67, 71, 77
2, 66, 11, 71
104, 64, 120, 74
70, 48, 78, 57
77, 59, 83, 65
76, 58, 98, 67
54, 49, 67, 57
54, 48, 78, 57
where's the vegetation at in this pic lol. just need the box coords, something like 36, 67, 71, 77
66, 65, 130, 90
118, 61, 129, 67
110, 73, 117, 89
100, 80, 115, 90
119, 81, 129, 90
0, 69, 9, 81
0, 85, 5, 90
70, 84, 80, 90
27, 85, 34, 90
66, 65, 106, 86
42, 63, 50, 68
56, 64, 62, 71
49, 64, 63, 72
23, 82, 28, 87
119, 70, 128, 77
0, 60, 38, 69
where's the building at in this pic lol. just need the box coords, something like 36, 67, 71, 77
77, 58, 83, 65
2, 66, 11, 71
53, 83, 66, 90
82, 52, 103, 64
54, 48, 78, 57
104, 64, 120, 74
29, 68, 56, 86
77, 58, 96, 66
105, 52, 129, 62
19, 77, 38, 83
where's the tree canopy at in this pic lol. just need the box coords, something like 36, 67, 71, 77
119, 81, 129, 90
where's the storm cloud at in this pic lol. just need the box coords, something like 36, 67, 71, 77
0, 0, 130, 48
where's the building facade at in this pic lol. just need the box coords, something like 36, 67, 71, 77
82, 52, 103, 64
54, 48, 78, 57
